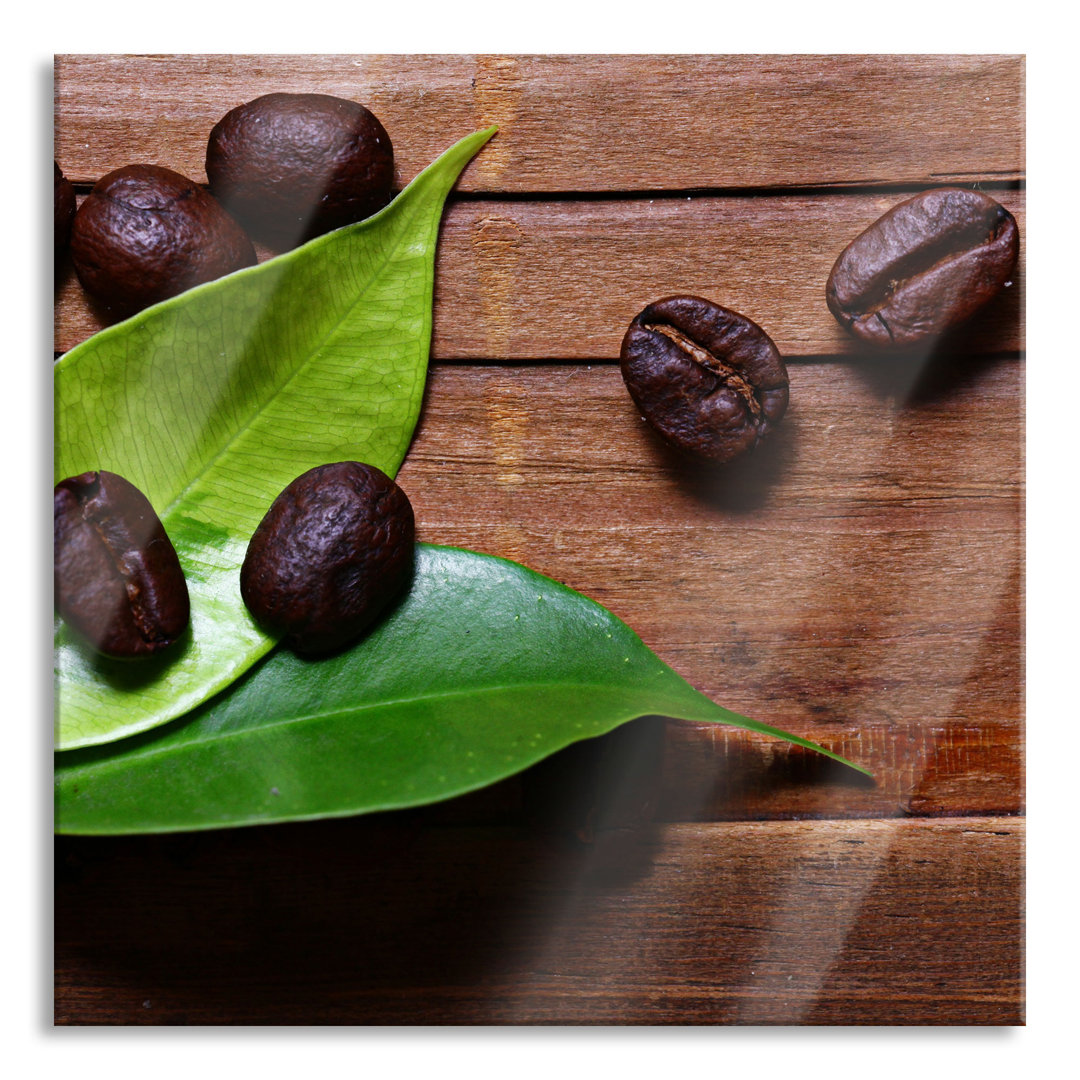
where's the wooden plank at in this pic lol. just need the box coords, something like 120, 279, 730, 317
53, 188, 1026, 358
54, 55, 1024, 193
46, 359, 1023, 819
396, 360, 1022, 816
54, 817, 1023, 1025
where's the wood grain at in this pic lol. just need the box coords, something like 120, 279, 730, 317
54, 817, 1023, 1025
53, 189, 1026, 358
55, 54, 1024, 193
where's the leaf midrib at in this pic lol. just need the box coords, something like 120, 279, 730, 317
65, 677, 699, 767
160, 194, 430, 521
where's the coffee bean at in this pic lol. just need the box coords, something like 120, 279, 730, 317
619, 295, 789, 463
54, 471, 190, 659
240, 462, 415, 656
70, 164, 256, 318
826, 187, 1019, 349
206, 93, 395, 249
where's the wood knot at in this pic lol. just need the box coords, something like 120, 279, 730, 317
473, 216, 525, 249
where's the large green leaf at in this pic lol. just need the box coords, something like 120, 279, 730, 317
55, 545, 868, 834
53, 127, 496, 752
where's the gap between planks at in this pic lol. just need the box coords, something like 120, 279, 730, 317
53, 188, 1026, 359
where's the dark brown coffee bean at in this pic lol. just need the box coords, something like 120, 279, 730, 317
70, 164, 256, 318
826, 187, 1019, 349
54, 471, 190, 659
240, 462, 414, 656
206, 93, 395, 248
619, 295, 789, 463
54, 161, 76, 250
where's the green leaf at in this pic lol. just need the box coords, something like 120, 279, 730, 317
53, 127, 497, 752
54, 545, 868, 835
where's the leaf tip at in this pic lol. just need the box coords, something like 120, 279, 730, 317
830, 754, 875, 778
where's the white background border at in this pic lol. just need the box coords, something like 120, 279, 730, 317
10, 4, 1067, 1073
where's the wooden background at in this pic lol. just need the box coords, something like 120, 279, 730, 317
53, 54, 1024, 1025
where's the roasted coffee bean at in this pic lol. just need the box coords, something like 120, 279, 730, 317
826, 187, 1019, 349
206, 93, 395, 248
54, 161, 76, 250
70, 164, 256, 318
54, 471, 190, 659
619, 295, 789, 463
240, 462, 414, 656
